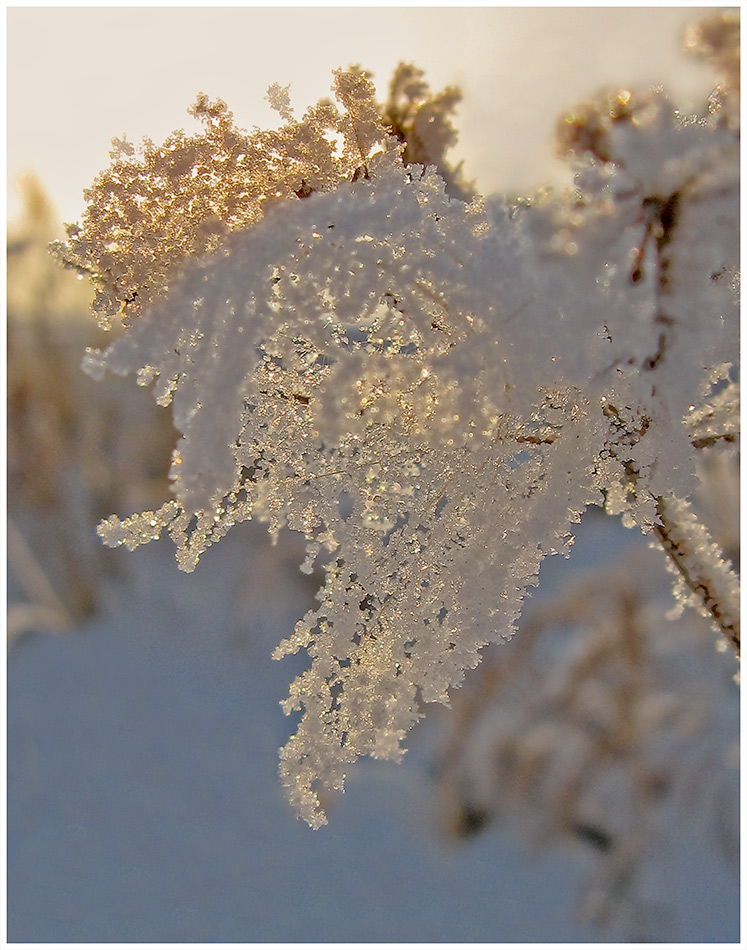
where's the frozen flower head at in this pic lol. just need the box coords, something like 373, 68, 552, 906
63, 18, 739, 827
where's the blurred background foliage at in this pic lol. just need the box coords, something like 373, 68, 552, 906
433, 502, 739, 937
7, 174, 176, 642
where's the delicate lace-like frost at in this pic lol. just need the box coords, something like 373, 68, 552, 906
74, 56, 739, 826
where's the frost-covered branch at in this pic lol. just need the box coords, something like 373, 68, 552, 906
58, 10, 739, 827
653, 495, 740, 659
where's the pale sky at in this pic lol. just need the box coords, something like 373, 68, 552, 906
7, 4, 722, 228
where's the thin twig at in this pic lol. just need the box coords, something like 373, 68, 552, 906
653, 495, 740, 660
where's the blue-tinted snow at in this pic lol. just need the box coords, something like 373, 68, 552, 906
7, 516, 739, 943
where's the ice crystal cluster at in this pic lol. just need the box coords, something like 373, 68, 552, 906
57, 15, 739, 827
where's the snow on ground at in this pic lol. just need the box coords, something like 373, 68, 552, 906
7, 516, 739, 943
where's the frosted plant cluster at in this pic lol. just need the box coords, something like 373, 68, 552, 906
57, 15, 739, 828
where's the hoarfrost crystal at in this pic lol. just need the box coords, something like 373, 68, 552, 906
61, 33, 739, 827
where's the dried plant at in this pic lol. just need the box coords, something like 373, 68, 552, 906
53, 12, 739, 834
50, 69, 390, 327
7, 176, 175, 643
